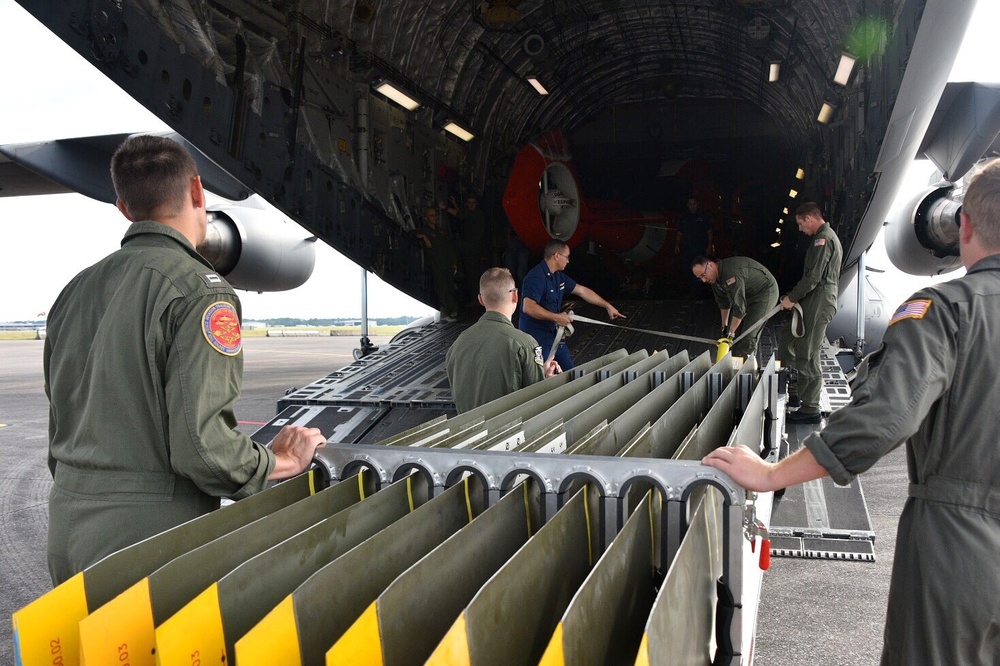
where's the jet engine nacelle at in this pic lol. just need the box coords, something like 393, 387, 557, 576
198, 205, 317, 292
884, 184, 963, 276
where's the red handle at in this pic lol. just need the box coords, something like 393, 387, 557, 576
750, 536, 756, 553
759, 539, 771, 570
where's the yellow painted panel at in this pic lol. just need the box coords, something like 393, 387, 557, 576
634, 633, 651, 666
424, 613, 471, 666
12, 572, 89, 666
537, 621, 565, 666
154, 584, 226, 666
325, 601, 383, 666
235, 596, 302, 666
79, 579, 155, 666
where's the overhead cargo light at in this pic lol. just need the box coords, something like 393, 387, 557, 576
775, 227, 782, 234
372, 79, 421, 111
789, 188, 798, 198
527, 76, 549, 95
796, 167, 805, 180
782, 207, 788, 214
771, 241, 781, 248
768, 61, 781, 82
834, 53, 857, 85
442, 122, 475, 142
817, 101, 837, 124
778, 218, 784, 224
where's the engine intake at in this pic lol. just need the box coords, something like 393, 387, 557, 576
884, 185, 963, 276
198, 205, 316, 292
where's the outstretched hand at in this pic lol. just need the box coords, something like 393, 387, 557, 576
606, 305, 624, 320
268, 425, 327, 480
702, 445, 776, 492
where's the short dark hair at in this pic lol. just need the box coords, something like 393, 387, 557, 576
691, 254, 715, 269
795, 202, 823, 219
543, 239, 568, 259
111, 135, 198, 221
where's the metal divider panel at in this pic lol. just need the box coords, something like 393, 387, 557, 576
673, 357, 757, 461
539, 490, 657, 666
541, 352, 685, 449
236, 477, 486, 666
728, 356, 776, 452
579, 352, 697, 458
373, 482, 538, 666
563, 420, 610, 456
667, 424, 701, 462
428, 417, 487, 449
10, 473, 315, 666
518, 420, 568, 454
615, 352, 714, 459
154, 477, 427, 665
638, 489, 724, 666
448, 349, 632, 430
481, 351, 649, 435
322, 481, 538, 666
471, 419, 524, 452
427, 487, 601, 666
380, 414, 451, 447
78, 474, 366, 666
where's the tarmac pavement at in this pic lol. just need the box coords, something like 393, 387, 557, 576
0, 336, 905, 664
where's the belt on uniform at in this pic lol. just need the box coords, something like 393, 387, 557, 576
909, 475, 1000, 517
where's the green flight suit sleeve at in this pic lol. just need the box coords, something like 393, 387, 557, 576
163, 292, 275, 499
804, 291, 955, 484
519, 341, 545, 389
788, 236, 835, 303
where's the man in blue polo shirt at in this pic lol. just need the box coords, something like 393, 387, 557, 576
519, 239, 624, 369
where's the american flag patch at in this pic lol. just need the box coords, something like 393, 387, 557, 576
726, 277, 736, 286
889, 299, 932, 326
814, 238, 826, 246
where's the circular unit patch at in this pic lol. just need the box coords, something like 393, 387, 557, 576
202, 301, 242, 356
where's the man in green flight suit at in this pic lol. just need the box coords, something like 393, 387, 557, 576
778, 202, 843, 423
446, 267, 561, 413
691, 255, 779, 360
704, 157, 1000, 665
415, 206, 460, 321
44, 135, 326, 585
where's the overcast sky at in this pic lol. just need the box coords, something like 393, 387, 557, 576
0, 0, 997, 321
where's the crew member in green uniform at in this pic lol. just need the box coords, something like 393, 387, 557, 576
44, 135, 326, 584
415, 206, 459, 321
446, 267, 561, 413
691, 255, 779, 360
778, 202, 843, 423
704, 157, 1000, 665
442, 193, 488, 302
